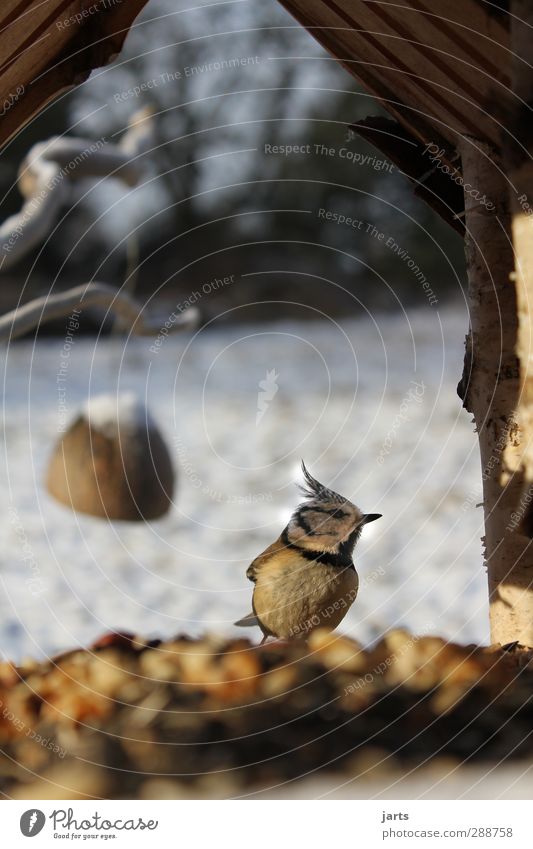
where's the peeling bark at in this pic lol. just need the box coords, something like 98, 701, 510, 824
459, 140, 533, 646
506, 2, 533, 541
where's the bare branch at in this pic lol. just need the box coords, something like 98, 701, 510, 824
0, 283, 198, 342
0, 108, 156, 270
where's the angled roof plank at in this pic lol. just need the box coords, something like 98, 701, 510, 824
351, 115, 465, 233
278, 0, 511, 152
0, 0, 150, 148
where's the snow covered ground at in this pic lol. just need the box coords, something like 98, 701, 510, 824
0, 305, 487, 661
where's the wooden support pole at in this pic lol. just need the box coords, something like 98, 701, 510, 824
505, 2, 533, 541
458, 139, 533, 646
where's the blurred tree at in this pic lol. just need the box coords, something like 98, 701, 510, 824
0, 0, 465, 316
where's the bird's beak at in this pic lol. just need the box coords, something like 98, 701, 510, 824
363, 513, 382, 524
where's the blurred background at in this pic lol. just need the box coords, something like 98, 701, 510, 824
0, 0, 466, 317
0, 0, 485, 660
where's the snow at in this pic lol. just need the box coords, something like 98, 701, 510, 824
84, 391, 154, 438
0, 306, 488, 661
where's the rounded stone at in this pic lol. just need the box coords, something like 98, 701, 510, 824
46, 393, 175, 521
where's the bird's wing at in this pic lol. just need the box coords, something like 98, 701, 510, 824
246, 538, 285, 582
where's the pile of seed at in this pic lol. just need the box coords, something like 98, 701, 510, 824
1, 629, 532, 799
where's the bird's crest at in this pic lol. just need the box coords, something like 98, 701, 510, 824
298, 460, 346, 504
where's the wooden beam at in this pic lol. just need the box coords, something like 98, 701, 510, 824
278, 0, 510, 150
350, 115, 465, 233
458, 139, 532, 646
0, 0, 150, 148
503, 1, 533, 541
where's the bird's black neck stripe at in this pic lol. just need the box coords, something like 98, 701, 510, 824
281, 527, 353, 569
301, 549, 354, 569
339, 527, 361, 557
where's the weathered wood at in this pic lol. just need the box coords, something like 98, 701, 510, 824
0, 0, 150, 148
350, 116, 465, 233
459, 139, 533, 646
278, 0, 509, 150
504, 1, 533, 541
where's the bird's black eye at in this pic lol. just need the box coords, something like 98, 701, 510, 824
330, 506, 349, 519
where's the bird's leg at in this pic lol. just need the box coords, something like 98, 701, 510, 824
259, 635, 268, 646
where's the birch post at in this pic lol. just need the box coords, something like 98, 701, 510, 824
506, 2, 533, 546
458, 140, 533, 646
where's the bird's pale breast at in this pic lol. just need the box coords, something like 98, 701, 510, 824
253, 549, 358, 639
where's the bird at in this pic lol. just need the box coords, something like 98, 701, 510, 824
235, 461, 381, 642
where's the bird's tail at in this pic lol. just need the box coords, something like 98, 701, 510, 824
234, 612, 259, 628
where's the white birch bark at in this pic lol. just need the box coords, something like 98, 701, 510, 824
459, 139, 533, 646
506, 2, 533, 544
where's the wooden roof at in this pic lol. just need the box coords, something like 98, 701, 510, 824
281, 0, 510, 146
0, 1, 509, 230
0, 0, 150, 147
1, 1, 508, 155
277, 1, 511, 230
278, 1, 509, 152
